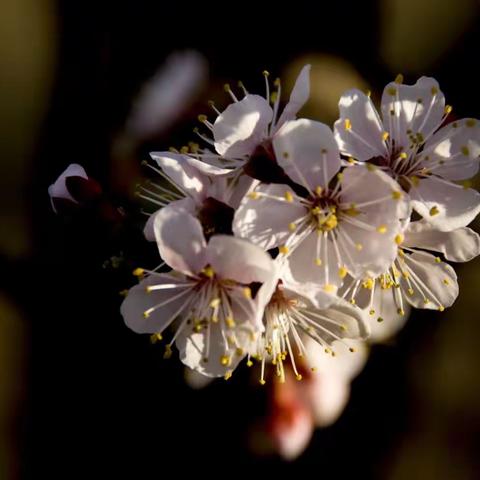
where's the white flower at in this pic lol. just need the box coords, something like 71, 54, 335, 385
126, 50, 207, 139
234, 118, 410, 293
250, 260, 369, 385
334, 76, 480, 231
188, 64, 311, 173
342, 221, 480, 340
121, 207, 276, 378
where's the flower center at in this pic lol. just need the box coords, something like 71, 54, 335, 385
309, 195, 339, 232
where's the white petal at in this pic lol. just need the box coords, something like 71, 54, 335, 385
233, 183, 307, 250
339, 165, 410, 277
212, 94, 273, 157
405, 221, 480, 262
421, 118, 480, 181
275, 64, 311, 130
410, 176, 480, 231
153, 206, 207, 275
150, 152, 207, 202
381, 77, 445, 150
274, 119, 341, 191
48, 163, 88, 205
184, 368, 215, 389
400, 251, 458, 309
334, 89, 388, 161
206, 235, 275, 284
120, 275, 193, 334
143, 197, 196, 241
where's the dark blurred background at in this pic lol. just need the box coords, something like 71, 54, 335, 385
2, 0, 480, 478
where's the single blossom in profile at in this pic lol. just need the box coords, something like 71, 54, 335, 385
234, 118, 410, 293
249, 259, 369, 385
334, 76, 480, 231
341, 221, 480, 337
188, 64, 311, 179
121, 207, 276, 378
48, 163, 101, 213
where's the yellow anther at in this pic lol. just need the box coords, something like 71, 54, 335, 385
270, 91, 278, 103
243, 287, 252, 299
387, 86, 397, 96
210, 315, 219, 323
348, 157, 356, 164
296, 374, 303, 381
461, 146, 470, 156
321, 148, 328, 154
202, 266, 215, 278
356, 243, 363, 251
119, 289, 129, 297
369, 309, 375, 316
143, 311, 150, 319
284, 190, 294, 202
382, 131, 390, 141
150, 333, 163, 343
315, 258, 322, 266
429, 206, 440, 216
344, 118, 352, 130
246, 359, 253, 367
262, 70, 270, 77
194, 323, 203, 332
220, 355, 231, 366
311, 367, 317, 372
435, 257, 441, 263
288, 222, 297, 232
163, 344, 173, 359
366, 89, 372, 97
315, 185, 323, 196
248, 191, 259, 200
431, 86, 438, 95
466, 119, 476, 127
366, 163, 377, 172
444, 105, 452, 115
438, 305, 445, 312
223, 83, 231, 92
169, 146, 179, 152
337, 172, 344, 181
180, 145, 189, 154
377, 317, 384, 323
279, 245, 289, 255
392, 190, 402, 200
225, 316, 235, 328
323, 214, 338, 231
209, 298, 221, 308
350, 298, 356, 305
274, 77, 281, 87
197, 114, 207, 123
132, 268, 144, 277
395, 73, 404, 84
402, 271, 410, 279
323, 284, 336, 293
338, 266, 348, 279
340, 325, 347, 332
349, 347, 356, 353
410, 176, 420, 187
443, 279, 449, 285
283, 151, 289, 159
395, 234, 404, 245
408, 288, 414, 295
259, 379, 266, 385
398, 152, 408, 159
377, 225, 388, 234
397, 308, 405, 316
362, 277, 374, 290
188, 142, 199, 153
236, 347, 244, 356
324, 348, 331, 354
224, 371, 232, 380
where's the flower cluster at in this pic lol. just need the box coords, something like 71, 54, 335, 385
121, 66, 480, 385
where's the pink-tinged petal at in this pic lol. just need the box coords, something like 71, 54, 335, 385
274, 119, 341, 191
153, 206, 207, 275
48, 163, 88, 207
143, 197, 196, 241
410, 176, 480, 231
399, 251, 458, 310
233, 183, 307, 250
338, 166, 410, 277
421, 118, 480, 181
206, 235, 275, 284
150, 152, 208, 202
126, 50, 207, 138
275, 64, 311, 130
213, 94, 273, 157
334, 89, 388, 161
227, 176, 257, 209
405, 222, 480, 262
121, 275, 194, 334
381, 77, 445, 151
